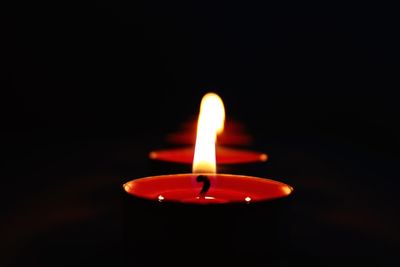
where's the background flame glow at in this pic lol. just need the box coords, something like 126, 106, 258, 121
192, 93, 225, 173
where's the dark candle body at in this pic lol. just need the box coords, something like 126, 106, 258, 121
123, 193, 294, 267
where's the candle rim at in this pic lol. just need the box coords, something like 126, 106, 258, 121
149, 147, 268, 164
125, 173, 291, 186
123, 173, 293, 205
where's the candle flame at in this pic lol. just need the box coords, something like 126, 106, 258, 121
192, 93, 225, 173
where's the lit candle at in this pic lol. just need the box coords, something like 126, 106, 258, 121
149, 93, 267, 165
124, 93, 292, 204
123, 100, 294, 264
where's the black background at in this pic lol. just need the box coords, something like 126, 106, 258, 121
1, 1, 399, 266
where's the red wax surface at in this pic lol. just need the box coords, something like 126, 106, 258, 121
124, 173, 293, 204
149, 146, 268, 164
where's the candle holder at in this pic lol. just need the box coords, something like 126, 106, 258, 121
123, 177, 294, 266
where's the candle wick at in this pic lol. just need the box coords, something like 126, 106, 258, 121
196, 175, 210, 198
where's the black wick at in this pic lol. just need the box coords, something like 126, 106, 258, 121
196, 175, 210, 198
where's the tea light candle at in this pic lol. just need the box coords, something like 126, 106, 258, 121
150, 93, 267, 165
123, 93, 294, 266
124, 173, 291, 204
149, 146, 267, 165
124, 93, 292, 204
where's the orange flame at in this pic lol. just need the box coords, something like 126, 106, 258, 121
192, 93, 225, 173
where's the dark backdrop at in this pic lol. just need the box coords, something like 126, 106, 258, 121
1, 1, 399, 267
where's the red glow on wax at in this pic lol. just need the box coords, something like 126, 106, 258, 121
166, 132, 252, 146
149, 146, 268, 164
124, 174, 293, 204
166, 119, 252, 146
181, 118, 246, 132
